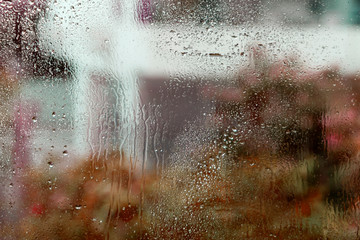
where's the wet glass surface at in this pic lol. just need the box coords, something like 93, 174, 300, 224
2, 0, 360, 239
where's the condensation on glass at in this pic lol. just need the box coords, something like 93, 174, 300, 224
1, 0, 360, 239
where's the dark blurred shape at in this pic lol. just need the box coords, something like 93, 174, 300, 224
0, 0, 73, 79
350, 0, 360, 24
309, 0, 326, 15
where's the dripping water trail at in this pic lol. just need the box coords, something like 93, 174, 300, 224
161, 123, 167, 171
153, 106, 161, 177
127, 96, 138, 204
139, 103, 150, 236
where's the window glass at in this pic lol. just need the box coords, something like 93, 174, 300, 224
1, 0, 360, 239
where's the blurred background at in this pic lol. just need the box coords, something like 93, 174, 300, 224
2, 0, 360, 239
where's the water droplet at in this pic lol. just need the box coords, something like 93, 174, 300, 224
75, 205, 82, 210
